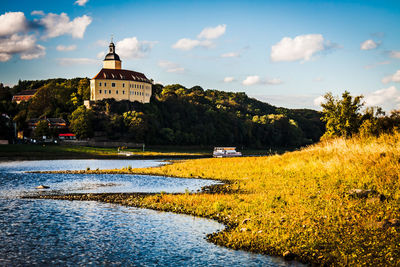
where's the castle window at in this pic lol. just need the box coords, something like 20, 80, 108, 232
109, 90, 111, 94
123, 91, 125, 94
99, 90, 102, 94
122, 83, 125, 88
99, 82, 102, 86
104, 82, 107, 86
116, 90, 119, 94
112, 83, 116, 87
104, 90, 107, 94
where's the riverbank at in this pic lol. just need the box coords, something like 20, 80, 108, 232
0, 144, 284, 161
0, 144, 208, 161
26, 133, 400, 265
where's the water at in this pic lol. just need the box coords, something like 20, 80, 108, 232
0, 159, 301, 266
0, 159, 218, 198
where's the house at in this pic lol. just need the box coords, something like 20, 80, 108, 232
28, 118, 67, 130
89, 40, 152, 103
12, 89, 37, 104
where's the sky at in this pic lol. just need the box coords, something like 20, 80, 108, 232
1, 0, 400, 111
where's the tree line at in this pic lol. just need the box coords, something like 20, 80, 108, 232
0, 79, 325, 148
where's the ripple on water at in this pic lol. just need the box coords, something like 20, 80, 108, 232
0, 160, 303, 266
0, 199, 299, 266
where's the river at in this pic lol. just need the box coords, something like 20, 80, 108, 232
0, 159, 301, 266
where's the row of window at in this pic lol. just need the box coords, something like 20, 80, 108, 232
98, 82, 150, 90
98, 90, 150, 97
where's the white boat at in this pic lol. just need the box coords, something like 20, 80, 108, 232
213, 147, 242, 158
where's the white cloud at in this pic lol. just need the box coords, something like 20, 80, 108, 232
74, 0, 89, 6
56, 44, 77, 51
364, 61, 390, 70
173, 24, 226, 51
40, 13, 92, 39
158, 60, 184, 73
223, 77, 235, 83
389, 51, 400, 59
365, 86, 400, 108
57, 57, 97, 66
254, 94, 322, 109
242, 75, 260, 86
313, 95, 325, 106
96, 51, 105, 59
172, 38, 200, 51
172, 38, 212, 51
382, 70, 400, 84
0, 12, 28, 37
266, 78, 283, 85
270, 34, 326, 62
31, 10, 45, 16
220, 52, 240, 58
20, 44, 45, 60
0, 53, 12, 62
197, 24, 226, 40
116, 37, 156, 59
360, 39, 379, 50
241, 76, 282, 86
0, 34, 45, 62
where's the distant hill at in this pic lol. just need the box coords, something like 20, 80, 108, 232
0, 79, 324, 147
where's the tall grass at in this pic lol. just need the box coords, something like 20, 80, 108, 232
35, 133, 400, 265
122, 133, 400, 265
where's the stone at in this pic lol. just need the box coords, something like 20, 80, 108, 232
36, 185, 50, 189
283, 251, 296, 260
348, 188, 377, 198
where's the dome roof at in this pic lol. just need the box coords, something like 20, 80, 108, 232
104, 42, 121, 61
104, 52, 120, 61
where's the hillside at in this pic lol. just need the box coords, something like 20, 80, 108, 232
0, 79, 324, 147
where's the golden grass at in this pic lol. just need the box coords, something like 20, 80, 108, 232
35, 133, 400, 265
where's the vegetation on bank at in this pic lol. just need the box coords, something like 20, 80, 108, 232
34, 132, 400, 265
0, 144, 207, 160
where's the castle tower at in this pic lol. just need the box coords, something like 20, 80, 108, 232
89, 38, 152, 104
103, 41, 122, 69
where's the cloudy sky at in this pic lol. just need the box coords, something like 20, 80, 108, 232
1, 0, 400, 111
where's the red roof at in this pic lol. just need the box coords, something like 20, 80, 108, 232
92, 68, 151, 83
59, 133, 76, 137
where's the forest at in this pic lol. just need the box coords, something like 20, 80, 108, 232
1, 78, 324, 148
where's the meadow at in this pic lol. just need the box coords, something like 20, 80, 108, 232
33, 133, 400, 265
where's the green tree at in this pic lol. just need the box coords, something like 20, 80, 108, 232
33, 120, 50, 139
77, 78, 90, 100
69, 105, 94, 139
321, 91, 364, 138
123, 111, 147, 141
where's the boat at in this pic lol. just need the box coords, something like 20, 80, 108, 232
213, 147, 242, 158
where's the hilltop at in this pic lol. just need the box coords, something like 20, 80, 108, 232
0, 79, 324, 148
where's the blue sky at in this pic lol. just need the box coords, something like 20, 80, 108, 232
1, 0, 400, 111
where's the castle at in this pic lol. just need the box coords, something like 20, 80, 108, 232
89, 40, 152, 103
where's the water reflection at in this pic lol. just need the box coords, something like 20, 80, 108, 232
0, 160, 302, 266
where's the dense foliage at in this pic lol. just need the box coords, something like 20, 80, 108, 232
0, 79, 324, 147
88, 84, 324, 147
321, 91, 400, 139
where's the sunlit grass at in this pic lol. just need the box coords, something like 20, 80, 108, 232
32, 133, 400, 265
